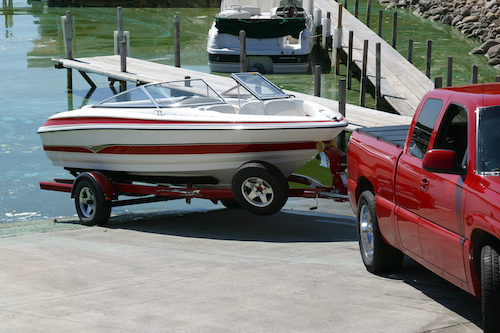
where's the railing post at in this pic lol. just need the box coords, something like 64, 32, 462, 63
471, 65, 478, 84
447, 56, 453, 87
407, 39, 413, 64
376, 42, 381, 110
425, 40, 432, 78
347, 30, 354, 90
314, 65, 322, 97
338, 78, 347, 152
392, 12, 397, 49
434, 76, 442, 89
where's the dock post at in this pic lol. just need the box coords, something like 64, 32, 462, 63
365, 0, 371, 28
347, 30, 354, 90
447, 56, 453, 87
471, 65, 478, 84
117, 6, 127, 91
496, 76, 500, 82
392, 12, 397, 49
322, 12, 331, 51
407, 39, 413, 64
314, 65, 321, 97
239, 30, 247, 72
62, 11, 73, 92
360, 40, 368, 107
354, 0, 359, 18
338, 78, 347, 152
375, 43, 381, 110
425, 40, 432, 78
377, 10, 382, 37
434, 76, 442, 89
333, 5, 343, 75
174, 15, 181, 68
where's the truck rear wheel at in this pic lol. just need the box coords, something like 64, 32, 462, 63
74, 178, 111, 226
481, 245, 500, 332
357, 190, 404, 273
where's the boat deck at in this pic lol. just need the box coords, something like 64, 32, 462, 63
53, 55, 412, 130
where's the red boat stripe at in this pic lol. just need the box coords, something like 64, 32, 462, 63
43, 142, 317, 154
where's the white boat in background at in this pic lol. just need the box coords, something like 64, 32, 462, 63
207, 0, 318, 74
38, 73, 347, 187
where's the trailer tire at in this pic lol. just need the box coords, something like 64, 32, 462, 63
481, 245, 500, 332
74, 178, 111, 226
357, 190, 404, 273
232, 162, 289, 216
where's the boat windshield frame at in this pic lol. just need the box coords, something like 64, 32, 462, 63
93, 79, 227, 109
230, 72, 290, 101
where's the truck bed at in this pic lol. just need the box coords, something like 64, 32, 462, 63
355, 125, 410, 148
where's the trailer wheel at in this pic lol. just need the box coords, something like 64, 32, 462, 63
357, 190, 403, 273
481, 245, 500, 332
74, 178, 111, 226
231, 162, 289, 216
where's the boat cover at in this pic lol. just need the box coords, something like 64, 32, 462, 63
215, 17, 306, 39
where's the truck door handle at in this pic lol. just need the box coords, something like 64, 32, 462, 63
421, 178, 429, 192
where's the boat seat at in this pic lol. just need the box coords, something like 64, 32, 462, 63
241, 6, 261, 16
264, 99, 305, 116
204, 104, 238, 114
238, 100, 266, 115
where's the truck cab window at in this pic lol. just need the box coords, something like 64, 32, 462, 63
433, 104, 468, 167
409, 98, 443, 159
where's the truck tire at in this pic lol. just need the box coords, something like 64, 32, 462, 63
357, 190, 404, 273
231, 162, 289, 216
481, 245, 500, 332
74, 178, 111, 226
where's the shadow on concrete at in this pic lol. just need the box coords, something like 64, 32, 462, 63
382, 258, 483, 330
105, 207, 358, 243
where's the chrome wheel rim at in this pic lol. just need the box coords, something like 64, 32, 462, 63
241, 177, 274, 208
359, 203, 374, 261
78, 186, 96, 218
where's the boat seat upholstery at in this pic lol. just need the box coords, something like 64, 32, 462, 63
264, 99, 305, 116
204, 104, 238, 114
238, 100, 266, 115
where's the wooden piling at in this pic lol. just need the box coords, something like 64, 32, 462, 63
174, 15, 181, 68
376, 43, 381, 110
377, 10, 382, 37
239, 30, 247, 72
392, 12, 397, 49
347, 30, 354, 90
360, 40, 369, 107
425, 40, 432, 78
314, 65, 321, 97
117, 6, 127, 91
365, 0, 371, 27
471, 65, 478, 84
407, 39, 413, 64
338, 78, 347, 152
334, 5, 343, 75
435, 76, 442, 89
62, 11, 73, 93
354, 0, 359, 18
447, 56, 453, 87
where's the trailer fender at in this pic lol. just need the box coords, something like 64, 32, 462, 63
72, 172, 117, 200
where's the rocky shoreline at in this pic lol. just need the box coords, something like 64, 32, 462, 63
380, 0, 500, 67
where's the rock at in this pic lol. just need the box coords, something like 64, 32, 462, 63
451, 15, 464, 26
470, 39, 500, 54
487, 57, 500, 65
441, 13, 454, 25
462, 15, 480, 23
486, 43, 500, 58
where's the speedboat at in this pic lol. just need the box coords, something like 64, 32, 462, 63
38, 73, 347, 187
207, 0, 318, 74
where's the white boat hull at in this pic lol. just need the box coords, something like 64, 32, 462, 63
39, 118, 345, 186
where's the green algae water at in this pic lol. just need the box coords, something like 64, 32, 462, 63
0, 0, 498, 222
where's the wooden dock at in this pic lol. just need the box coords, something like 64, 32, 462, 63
316, 0, 434, 117
53, 55, 412, 130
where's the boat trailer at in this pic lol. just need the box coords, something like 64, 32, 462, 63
40, 144, 347, 226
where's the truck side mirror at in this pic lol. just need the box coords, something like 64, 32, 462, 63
423, 149, 466, 175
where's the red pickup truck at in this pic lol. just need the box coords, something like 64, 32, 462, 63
347, 83, 500, 331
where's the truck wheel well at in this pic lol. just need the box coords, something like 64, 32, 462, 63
358, 177, 374, 200
471, 231, 500, 293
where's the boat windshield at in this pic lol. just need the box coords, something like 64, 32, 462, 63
221, 0, 310, 12
230, 72, 289, 100
94, 79, 226, 108
477, 106, 500, 174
